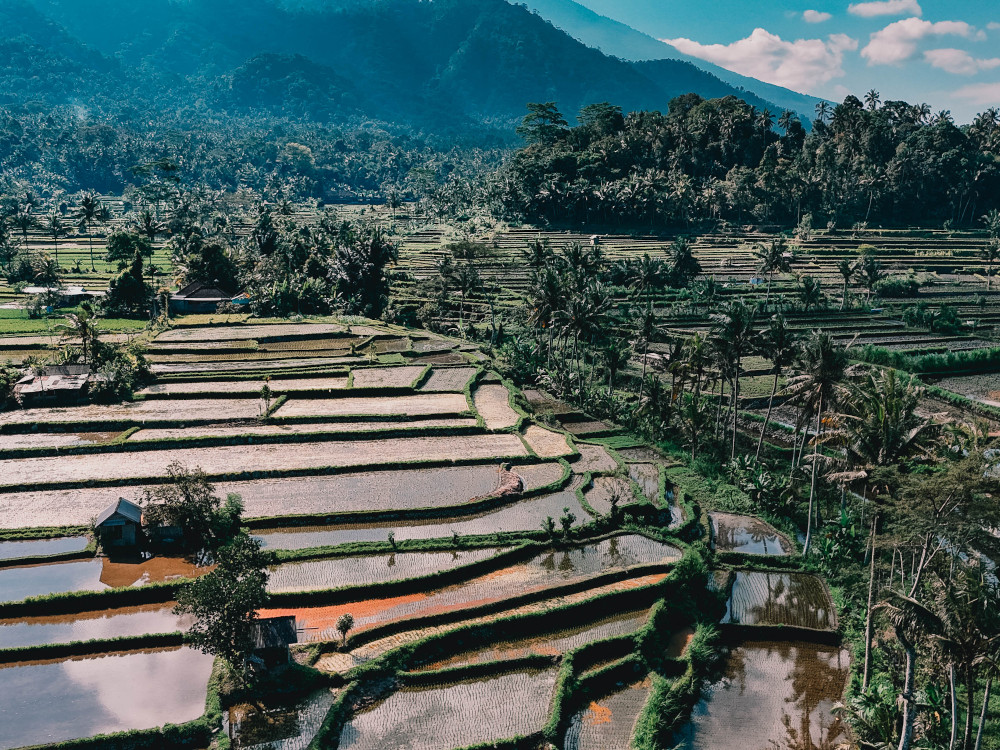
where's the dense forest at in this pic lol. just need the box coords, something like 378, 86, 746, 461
496, 96, 1000, 229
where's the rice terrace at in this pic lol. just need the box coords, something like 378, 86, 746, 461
2, 1, 1000, 749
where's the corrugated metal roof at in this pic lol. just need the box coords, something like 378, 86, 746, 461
95, 498, 143, 527
252, 616, 298, 650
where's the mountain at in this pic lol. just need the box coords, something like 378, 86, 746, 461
519, 0, 823, 122
11, 0, 790, 133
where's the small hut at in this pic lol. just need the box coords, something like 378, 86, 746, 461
14, 365, 92, 406
95, 498, 143, 550
169, 281, 235, 314
250, 616, 299, 671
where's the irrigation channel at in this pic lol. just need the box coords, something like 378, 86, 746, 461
0, 320, 849, 749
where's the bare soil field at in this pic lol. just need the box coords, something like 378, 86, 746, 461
522, 425, 573, 457
139, 376, 349, 395
128, 418, 477, 441
0, 398, 259, 425
473, 384, 520, 430
419, 367, 477, 392
155, 323, 345, 342
349, 366, 425, 389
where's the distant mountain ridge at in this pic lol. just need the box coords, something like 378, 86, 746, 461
519, 0, 823, 122
4, 0, 797, 135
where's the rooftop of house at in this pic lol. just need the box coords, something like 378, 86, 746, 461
15, 365, 92, 394
251, 616, 299, 650
95, 497, 143, 527
171, 281, 234, 300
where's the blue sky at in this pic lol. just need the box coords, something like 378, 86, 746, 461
574, 0, 1000, 122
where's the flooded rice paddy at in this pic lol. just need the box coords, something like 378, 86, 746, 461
710, 513, 793, 556
0, 433, 528, 486
128, 417, 477, 442
273, 393, 467, 418
628, 463, 660, 503
585, 475, 633, 515
674, 641, 850, 750
415, 608, 650, 671
268, 547, 503, 593
0, 556, 206, 603
724, 572, 836, 630
254, 488, 588, 549
338, 667, 558, 750
264, 534, 680, 640
0, 536, 89, 561
0, 603, 189, 649
575, 444, 620, 473
230, 689, 337, 750
0, 646, 214, 749
564, 677, 653, 750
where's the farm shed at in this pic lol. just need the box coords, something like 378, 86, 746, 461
95, 498, 143, 550
14, 365, 93, 406
169, 281, 237, 314
250, 616, 299, 670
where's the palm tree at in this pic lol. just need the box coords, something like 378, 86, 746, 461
521, 236, 553, 270
635, 303, 657, 399
855, 252, 885, 304
74, 194, 101, 271
631, 253, 667, 303
602, 338, 631, 394
753, 237, 792, 305
668, 236, 701, 288
877, 591, 941, 750
864, 89, 881, 111
710, 300, 756, 460
527, 267, 563, 366
451, 262, 481, 335
814, 100, 832, 124
136, 209, 166, 245
46, 212, 68, 268
55, 301, 99, 364
784, 332, 848, 555
754, 315, 798, 460
11, 206, 37, 248
836, 258, 854, 310
798, 276, 824, 312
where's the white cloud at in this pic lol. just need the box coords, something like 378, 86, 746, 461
661, 28, 857, 92
924, 48, 1000, 75
989, 22, 1000, 31
848, 0, 922, 18
953, 82, 1000, 105
861, 18, 983, 65
803, 10, 832, 23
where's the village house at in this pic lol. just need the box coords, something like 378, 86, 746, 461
168, 281, 237, 314
94, 498, 143, 551
249, 616, 299, 671
13, 364, 94, 406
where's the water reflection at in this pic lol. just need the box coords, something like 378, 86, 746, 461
710, 513, 793, 555
0, 646, 214, 749
724, 573, 834, 630
0, 537, 89, 561
0, 604, 190, 650
675, 641, 850, 750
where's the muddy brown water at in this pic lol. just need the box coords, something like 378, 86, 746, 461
229, 689, 337, 749
673, 640, 850, 750
723, 572, 836, 630
709, 513, 793, 556
0, 604, 190, 650
0, 556, 207, 604
338, 667, 558, 750
254, 488, 587, 550
263, 534, 680, 642
415, 608, 651, 671
0, 536, 89, 561
0, 646, 215, 749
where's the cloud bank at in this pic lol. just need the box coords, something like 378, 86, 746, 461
861, 18, 983, 65
661, 28, 857, 92
924, 48, 1000, 75
803, 10, 832, 23
848, 0, 922, 18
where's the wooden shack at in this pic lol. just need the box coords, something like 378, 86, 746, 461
249, 616, 299, 671
94, 498, 143, 550
13, 365, 92, 406
168, 281, 235, 314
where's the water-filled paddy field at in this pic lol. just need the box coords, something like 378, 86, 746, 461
0, 646, 214, 749
267, 547, 503, 593
0, 433, 528, 486
0, 536, 89, 561
709, 512, 793, 555
0, 556, 205, 603
230, 688, 337, 750
254, 487, 587, 549
415, 608, 650, 671
264, 534, 679, 640
723, 572, 836, 630
338, 667, 558, 749
674, 640, 850, 749
564, 677, 653, 750
0, 603, 189, 649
